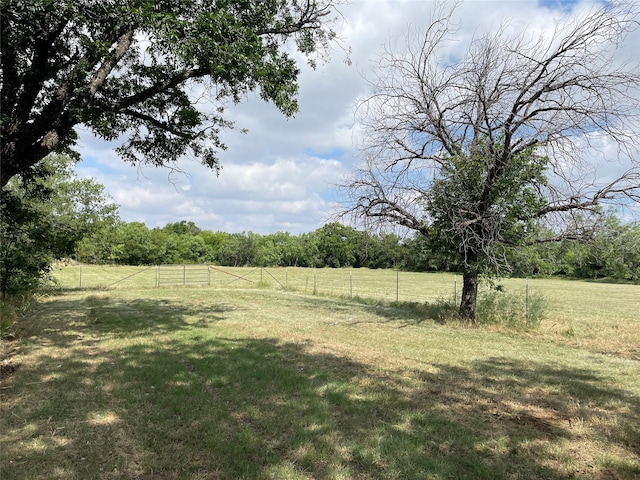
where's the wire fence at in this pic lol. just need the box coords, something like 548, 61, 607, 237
52, 264, 469, 304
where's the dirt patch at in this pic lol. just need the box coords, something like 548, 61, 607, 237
0, 360, 18, 380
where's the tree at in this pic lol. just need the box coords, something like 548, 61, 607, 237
116, 222, 154, 265
1, 155, 118, 293
215, 232, 256, 266
569, 212, 640, 281
267, 231, 303, 266
314, 222, 358, 267
163, 221, 202, 237
341, 1, 640, 320
254, 235, 282, 267
197, 230, 227, 263
1, 0, 342, 187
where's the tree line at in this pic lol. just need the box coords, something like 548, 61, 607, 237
77, 221, 402, 269
77, 215, 640, 283
2, 154, 639, 298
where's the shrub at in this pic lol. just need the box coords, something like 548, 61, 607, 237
475, 285, 547, 329
0, 294, 32, 340
423, 298, 460, 324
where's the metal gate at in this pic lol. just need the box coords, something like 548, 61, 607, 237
157, 264, 211, 287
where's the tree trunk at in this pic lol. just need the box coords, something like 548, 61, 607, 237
459, 268, 479, 322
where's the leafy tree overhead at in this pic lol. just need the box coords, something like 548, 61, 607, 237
1, 0, 342, 188
341, 1, 640, 320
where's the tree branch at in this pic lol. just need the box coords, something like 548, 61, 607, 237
257, 1, 332, 35
120, 108, 198, 140
89, 30, 134, 96
110, 68, 208, 112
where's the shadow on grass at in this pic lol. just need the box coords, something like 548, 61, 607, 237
22, 293, 237, 341
344, 297, 458, 326
2, 295, 639, 479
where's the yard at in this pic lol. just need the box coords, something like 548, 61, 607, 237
1, 267, 639, 479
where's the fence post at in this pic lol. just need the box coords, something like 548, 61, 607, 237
454, 274, 457, 304
156, 265, 159, 288
208, 266, 211, 286
396, 271, 399, 302
183, 264, 186, 286
525, 278, 529, 320
313, 268, 317, 295
350, 270, 353, 299
286, 267, 288, 289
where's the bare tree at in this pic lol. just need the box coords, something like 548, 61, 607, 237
341, 1, 640, 321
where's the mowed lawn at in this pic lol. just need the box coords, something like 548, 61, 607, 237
1, 268, 639, 479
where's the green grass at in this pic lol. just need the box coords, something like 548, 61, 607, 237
50, 265, 640, 358
1, 268, 639, 479
51, 264, 458, 301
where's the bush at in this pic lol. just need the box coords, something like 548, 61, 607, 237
422, 298, 460, 324
0, 294, 32, 340
475, 285, 547, 329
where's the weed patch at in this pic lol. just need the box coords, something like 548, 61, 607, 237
0, 294, 32, 340
476, 286, 547, 329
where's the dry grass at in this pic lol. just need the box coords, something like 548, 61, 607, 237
51, 265, 640, 359
527, 278, 640, 360
2, 270, 639, 479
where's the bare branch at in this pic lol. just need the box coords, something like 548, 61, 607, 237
340, 0, 640, 313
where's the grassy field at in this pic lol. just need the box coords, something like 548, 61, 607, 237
1, 267, 639, 479
50, 264, 640, 358
49, 264, 459, 302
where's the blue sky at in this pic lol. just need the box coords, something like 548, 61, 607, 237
75, 0, 639, 234
538, 0, 580, 9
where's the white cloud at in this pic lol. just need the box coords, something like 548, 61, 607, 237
75, 0, 640, 234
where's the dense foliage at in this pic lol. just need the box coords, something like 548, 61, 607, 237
1, 0, 340, 187
1, 155, 118, 294
76, 221, 405, 270
74, 216, 640, 282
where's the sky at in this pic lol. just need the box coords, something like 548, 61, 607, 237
74, 0, 640, 235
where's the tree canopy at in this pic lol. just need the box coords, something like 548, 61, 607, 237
1, 155, 118, 294
1, 0, 341, 187
341, 1, 640, 320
